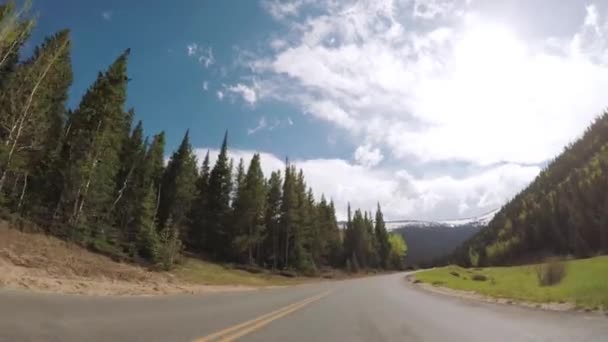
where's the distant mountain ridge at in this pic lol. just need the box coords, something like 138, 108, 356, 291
338, 210, 499, 267
337, 209, 499, 230
384, 209, 499, 230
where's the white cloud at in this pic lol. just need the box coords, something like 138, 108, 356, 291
287, 117, 294, 125
210, 0, 608, 219
186, 43, 215, 67
216, 90, 225, 101
202, 81, 209, 91
413, 0, 465, 20
262, 0, 312, 20
198, 47, 215, 68
193, 147, 540, 220
248, 0, 608, 167
354, 144, 384, 167
247, 116, 285, 135
248, 116, 268, 135
187, 43, 198, 56
101, 10, 112, 21
226, 83, 258, 105
270, 38, 288, 50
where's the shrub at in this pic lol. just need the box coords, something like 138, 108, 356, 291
472, 274, 488, 281
450, 271, 460, 277
468, 247, 480, 267
153, 225, 183, 271
535, 258, 566, 286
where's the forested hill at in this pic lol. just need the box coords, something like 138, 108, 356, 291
394, 224, 481, 268
451, 112, 608, 267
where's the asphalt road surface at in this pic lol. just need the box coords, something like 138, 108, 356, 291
1, 273, 607, 341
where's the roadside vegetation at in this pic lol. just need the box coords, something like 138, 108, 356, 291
174, 258, 310, 287
415, 256, 608, 310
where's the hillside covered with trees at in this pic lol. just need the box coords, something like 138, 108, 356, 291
451, 112, 608, 266
0, 2, 406, 273
394, 224, 481, 268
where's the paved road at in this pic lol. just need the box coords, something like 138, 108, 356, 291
1, 273, 607, 341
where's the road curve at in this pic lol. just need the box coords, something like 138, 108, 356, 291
1, 273, 607, 341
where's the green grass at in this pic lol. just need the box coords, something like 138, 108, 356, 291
415, 256, 608, 309
173, 258, 305, 287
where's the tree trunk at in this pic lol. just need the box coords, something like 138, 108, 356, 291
70, 120, 103, 224
17, 172, 27, 210
154, 186, 162, 223
284, 226, 290, 269
110, 164, 135, 213
272, 225, 278, 270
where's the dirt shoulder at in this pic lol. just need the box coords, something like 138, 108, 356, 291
0, 224, 254, 296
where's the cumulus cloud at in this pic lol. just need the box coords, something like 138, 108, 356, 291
216, 90, 224, 101
202, 81, 209, 91
354, 144, 384, 167
246, 0, 608, 166
193, 147, 540, 220
413, 0, 460, 20
226, 83, 258, 105
211, 0, 608, 219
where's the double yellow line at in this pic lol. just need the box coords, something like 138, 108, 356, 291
194, 291, 331, 342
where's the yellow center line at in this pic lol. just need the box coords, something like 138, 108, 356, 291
194, 290, 331, 342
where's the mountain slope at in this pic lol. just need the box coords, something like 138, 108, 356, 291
394, 224, 482, 267
384, 209, 499, 267
452, 112, 608, 266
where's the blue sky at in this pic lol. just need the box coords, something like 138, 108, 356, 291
27, 0, 347, 160
25, 0, 608, 220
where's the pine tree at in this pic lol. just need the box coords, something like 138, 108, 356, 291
264, 170, 282, 268
365, 211, 378, 268
56, 49, 130, 237
143, 132, 165, 192
315, 196, 341, 267
242, 154, 266, 264
205, 131, 233, 258
158, 130, 198, 239
279, 163, 298, 269
230, 157, 247, 260
233, 158, 246, 208
375, 203, 390, 269
326, 200, 343, 267
292, 169, 313, 272
113, 119, 146, 242
189, 150, 210, 252
343, 202, 355, 264
135, 184, 160, 262
0, 30, 72, 210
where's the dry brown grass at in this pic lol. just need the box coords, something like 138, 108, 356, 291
0, 223, 254, 295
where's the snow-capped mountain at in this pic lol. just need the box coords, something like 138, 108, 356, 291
338, 208, 499, 231
383, 208, 499, 231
